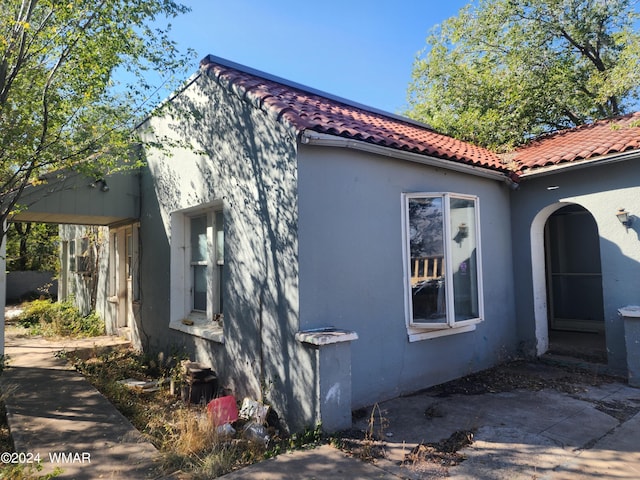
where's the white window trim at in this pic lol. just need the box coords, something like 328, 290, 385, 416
107, 223, 141, 304
402, 192, 484, 341
190, 212, 211, 313
169, 201, 224, 343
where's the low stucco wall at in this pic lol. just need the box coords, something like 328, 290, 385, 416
6, 271, 58, 303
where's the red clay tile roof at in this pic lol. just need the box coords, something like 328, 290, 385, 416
200, 56, 508, 173
512, 112, 640, 174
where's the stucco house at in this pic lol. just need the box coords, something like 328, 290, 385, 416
12, 55, 640, 432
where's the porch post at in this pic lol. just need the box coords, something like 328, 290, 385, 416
296, 327, 358, 432
619, 305, 640, 387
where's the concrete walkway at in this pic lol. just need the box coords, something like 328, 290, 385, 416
0, 330, 164, 479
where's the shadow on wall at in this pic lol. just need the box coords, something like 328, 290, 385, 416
142, 73, 315, 430
597, 231, 640, 372
6, 271, 58, 303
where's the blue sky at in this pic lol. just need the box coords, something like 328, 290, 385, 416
165, 1, 471, 115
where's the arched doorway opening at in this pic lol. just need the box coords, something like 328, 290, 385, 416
545, 204, 606, 361
531, 203, 607, 362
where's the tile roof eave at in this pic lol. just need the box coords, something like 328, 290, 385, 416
300, 130, 515, 184
517, 147, 640, 179
199, 55, 510, 175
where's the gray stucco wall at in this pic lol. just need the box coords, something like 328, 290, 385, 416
510, 160, 640, 372
138, 72, 316, 431
297, 145, 518, 408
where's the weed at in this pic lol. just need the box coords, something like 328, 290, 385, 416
330, 404, 387, 462
0, 401, 13, 456
68, 348, 278, 478
362, 403, 388, 460
16, 299, 104, 338
0, 463, 63, 479
286, 423, 322, 451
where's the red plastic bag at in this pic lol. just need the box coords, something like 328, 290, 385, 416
207, 396, 238, 425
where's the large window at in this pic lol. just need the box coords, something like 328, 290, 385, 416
403, 193, 483, 337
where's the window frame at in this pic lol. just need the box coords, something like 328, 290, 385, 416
76, 236, 91, 274
68, 239, 76, 272
169, 201, 225, 343
402, 192, 484, 339
189, 213, 209, 313
186, 209, 223, 317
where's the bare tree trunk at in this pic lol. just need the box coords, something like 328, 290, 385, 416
13, 222, 32, 270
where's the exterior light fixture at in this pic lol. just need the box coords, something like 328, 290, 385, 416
89, 179, 109, 192
616, 208, 632, 229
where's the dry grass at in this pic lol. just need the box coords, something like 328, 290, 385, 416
65, 348, 309, 479
0, 400, 13, 454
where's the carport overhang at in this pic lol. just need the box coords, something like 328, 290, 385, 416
1, 168, 141, 356
10, 169, 140, 226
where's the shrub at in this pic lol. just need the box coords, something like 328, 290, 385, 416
16, 299, 104, 338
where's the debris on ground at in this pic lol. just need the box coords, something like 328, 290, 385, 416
425, 359, 619, 397
118, 378, 170, 393
239, 397, 270, 424
243, 422, 270, 446
207, 395, 239, 425
180, 361, 217, 404
332, 428, 387, 462
338, 359, 626, 477
403, 430, 474, 468
593, 399, 640, 422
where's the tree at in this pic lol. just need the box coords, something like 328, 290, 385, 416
407, 0, 640, 151
0, 0, 192, 240
6, 222, 58, 271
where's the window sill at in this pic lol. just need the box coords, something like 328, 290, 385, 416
169, 313, 224, 343
408, 323, 476, 342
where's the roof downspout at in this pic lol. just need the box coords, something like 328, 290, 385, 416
300, 131, 518, 187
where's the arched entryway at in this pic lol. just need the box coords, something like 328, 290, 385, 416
531, 203, 607, 362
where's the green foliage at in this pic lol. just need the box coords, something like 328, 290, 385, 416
0, 0, 193, 237
16, 299, 104, 337
0, 463, 62, 480
287, 423, 323, 451
408, 0, 640, 150
6, 222, 59, 272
